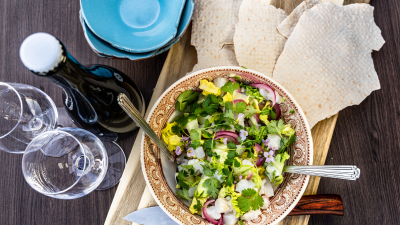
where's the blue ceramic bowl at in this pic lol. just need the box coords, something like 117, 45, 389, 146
79, 0, 194, 60
81, 0, 186, 53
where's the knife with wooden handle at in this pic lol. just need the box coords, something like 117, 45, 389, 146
124, 194, 343, 224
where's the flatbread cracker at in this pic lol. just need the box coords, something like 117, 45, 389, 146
191, 0, 242, 71
233, 0, 287, 77
273, 3, 385, 128
277, 0, 320, 38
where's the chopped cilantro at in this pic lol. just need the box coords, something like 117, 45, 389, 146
221, 81, 240, 96
238, 188, 264, 212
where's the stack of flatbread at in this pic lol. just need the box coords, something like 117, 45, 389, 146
190, 0, 384, 128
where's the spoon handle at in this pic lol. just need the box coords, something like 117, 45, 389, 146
283, 165, 360, 180
118, 93, 174, 161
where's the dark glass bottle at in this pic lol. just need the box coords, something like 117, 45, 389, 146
20, 33, 145, 140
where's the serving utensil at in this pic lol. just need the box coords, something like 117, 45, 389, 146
118, 93, 360, 182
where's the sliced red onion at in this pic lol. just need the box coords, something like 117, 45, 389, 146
193, 88, 203, 92
236, 72, 262, 83
203, 200, 219, 225
218, 214, 224, 225
215, 131, 239, 139
254, 143, 262, 152
246, 171, 253, 180
254, 113, 261, 123
214, 135, 238, 145
228, 77, 237, 83
256, 157, 265, 167
233, 99, 246, 104
250, 83, 276, 105
268, 102, 281, 120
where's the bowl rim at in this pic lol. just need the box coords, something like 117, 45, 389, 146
141, 66, 313, 225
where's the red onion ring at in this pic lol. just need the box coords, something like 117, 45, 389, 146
215, 131, 239, 139
233, 99, 245, 104
254, 143, 262, 152
250, 83, 276, 105
254, 113, 261, 123
203, 200, 219, 225
214, 135, 239, 145
236, 72, 262, 83
228, 77, 237, 83
268, 102, 281, 120
256, 157, 265, 167
246, 171, 253, 180
218, 214, 224, 225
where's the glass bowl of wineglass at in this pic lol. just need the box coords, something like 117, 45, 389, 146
21, 127, 108, 199
0, 82, 58, 153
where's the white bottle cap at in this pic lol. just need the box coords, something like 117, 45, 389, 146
19, 32, 63, 73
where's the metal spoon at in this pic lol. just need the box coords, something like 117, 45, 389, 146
117, 93, 360, 182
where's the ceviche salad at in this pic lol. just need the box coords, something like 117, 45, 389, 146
161, 73, 297, 225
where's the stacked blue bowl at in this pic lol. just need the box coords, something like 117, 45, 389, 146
80, 0, 194, 60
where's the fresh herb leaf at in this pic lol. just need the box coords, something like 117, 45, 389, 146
203, 178, 221, 198
266, 119, 285, 137
221, 81, 240, 96
176, 90, 200, 112
204, 119, 210, 128
290, 109, 295, 114
190, 140, 201, 149
243, 105, 260, 118
234, 158, 241, 167
279, 135, 296, 153
234, 124, 244, 133
227, 142, 237, 150
193, 200, 203, 212
241, 66, 248, 69
238, 221, 244, 225
202, 95, 219, 114
201, 164, 214, 177
204, 138, 216, 150
176, 188, 191, 200
190, 129, 201, 141
225, 101, 234, 110
235, 101, 246, 113
224, 109, 235, 120
238, 188, 264, 212
223, 168, 234, 186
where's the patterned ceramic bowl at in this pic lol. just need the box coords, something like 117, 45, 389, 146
141, 66, 313, 225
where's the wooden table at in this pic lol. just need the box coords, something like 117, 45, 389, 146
0, 0, 398, 224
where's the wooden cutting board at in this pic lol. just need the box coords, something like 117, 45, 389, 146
105, 0, 369, 224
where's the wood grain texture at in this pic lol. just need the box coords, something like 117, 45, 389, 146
288, 195, 343, 216
0, 0, 395, 225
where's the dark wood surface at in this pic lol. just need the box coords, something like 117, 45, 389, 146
289, 195, 343, 216
0, 0, 398, 224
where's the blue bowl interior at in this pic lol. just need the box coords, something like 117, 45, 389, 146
81, 0, 186, 53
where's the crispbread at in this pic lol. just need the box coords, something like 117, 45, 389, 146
277, 0, 320, 38
233, 0, 287, 77
191, 0, 242, 71
273, 3, 385, 128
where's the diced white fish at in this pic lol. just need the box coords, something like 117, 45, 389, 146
188, 159, 205, 174
241, 159, 254, 167
206, 206, 222, 220
177, 159, 188, 171
240, 209, 262, 221
194, 146, 206, 159
188, 185, 197, 198
233, 91, 249, 103
261, 196, 270, 209
215, 198, 232, 214
260, 179, 275, 197
235, 179, 256, 193
259, 89, 282, 103
267, 134, 281, 150
213, 170, 224, 183
223, 211, 239, 225
213, 77, 229, 88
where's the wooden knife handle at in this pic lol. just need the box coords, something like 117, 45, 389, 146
288, 194, 344, 216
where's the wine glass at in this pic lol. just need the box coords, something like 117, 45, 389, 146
0, 82, 58, 153
22, 127, 108, 199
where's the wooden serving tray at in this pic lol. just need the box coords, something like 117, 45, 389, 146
105, 0, 369, 224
